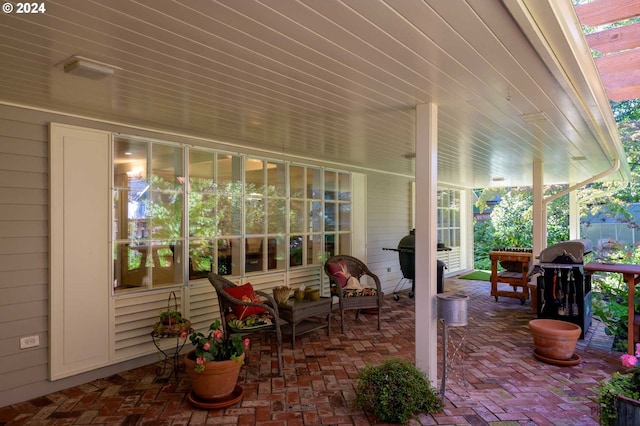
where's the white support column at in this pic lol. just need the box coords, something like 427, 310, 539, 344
532, 160, 546, 258
569, 189, 579, 240
414, 103, 438, 384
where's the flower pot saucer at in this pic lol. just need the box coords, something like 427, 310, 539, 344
533, 349, 581, 366
188, 384, 244, 409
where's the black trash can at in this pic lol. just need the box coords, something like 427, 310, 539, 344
437, 260, 446, 293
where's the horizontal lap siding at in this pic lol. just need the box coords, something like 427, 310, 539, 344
188, 282, 219, 334
365, 173, 413, 295
0, 112, 49, 395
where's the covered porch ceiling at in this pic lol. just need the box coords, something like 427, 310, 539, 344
0, 0, 630, 188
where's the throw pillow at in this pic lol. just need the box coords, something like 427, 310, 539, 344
344, 275, 364, 290
327, 259, 355, 288
223, 283, 266, 319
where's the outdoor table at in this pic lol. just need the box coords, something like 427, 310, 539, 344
583, 262, 640, 355
277, 297, 332, 349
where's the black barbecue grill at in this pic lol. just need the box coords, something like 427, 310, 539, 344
534, 239, 593, 339
384, 230, 448, 300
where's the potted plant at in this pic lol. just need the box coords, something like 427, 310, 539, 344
184, 319, 250, 404
597, 343, 640, 425
152, 292, 191, 337
354, 358, 443, 425
159, 309, 183, 325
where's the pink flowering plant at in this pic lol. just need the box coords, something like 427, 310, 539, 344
620, 344, 640, 390
597, 343, 640, 424
185, 319, 249, 373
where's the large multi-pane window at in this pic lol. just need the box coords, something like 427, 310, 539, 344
112, 137, 185, 291
112, 136, 351, 293
324, 170, 352, 258
437, 190, 460, 248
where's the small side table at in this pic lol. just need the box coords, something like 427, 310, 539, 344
277, 297, 332, 349
151, 326, 193, 381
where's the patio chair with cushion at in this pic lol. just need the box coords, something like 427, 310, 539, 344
208, 273, 283, 376
324, 255, 383, 333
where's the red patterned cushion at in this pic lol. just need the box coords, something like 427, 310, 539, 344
223, 283, 266, 319
327, 260, 351, 287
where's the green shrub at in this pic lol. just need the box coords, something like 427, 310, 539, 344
354, 358, 443, 424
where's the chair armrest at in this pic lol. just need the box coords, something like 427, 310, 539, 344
254, 290, 280, 315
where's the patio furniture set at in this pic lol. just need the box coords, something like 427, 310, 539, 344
156, 255, 383, 379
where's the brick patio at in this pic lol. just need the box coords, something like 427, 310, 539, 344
0, 277, 622, 425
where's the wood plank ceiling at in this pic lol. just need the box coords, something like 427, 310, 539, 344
0, 0, 629, 188
575, 0, 640, 101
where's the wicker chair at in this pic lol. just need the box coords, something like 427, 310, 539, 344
324, 255, 383, 333
208, 273, 283, 377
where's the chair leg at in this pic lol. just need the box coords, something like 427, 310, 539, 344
275, 329, 283, 377
341, 310, 345, 334
377, 306, 381, 330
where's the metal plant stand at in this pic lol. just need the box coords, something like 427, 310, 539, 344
439, 321, 467, 400
437, 293, 469, 402
151, 327, 193, 381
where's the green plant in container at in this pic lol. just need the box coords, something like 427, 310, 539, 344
354, 357, 443, 425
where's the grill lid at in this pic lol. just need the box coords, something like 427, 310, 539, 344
538, 239, 592, 264
398, 229, 415, 251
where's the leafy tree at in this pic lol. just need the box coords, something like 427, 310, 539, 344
473, 219, 494, 270
578, 120, 640, 229
477, 186, 569, 250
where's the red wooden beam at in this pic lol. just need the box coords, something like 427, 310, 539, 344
586, 22, 640, 54
605, 84, 640, 102
594, 48, 640, 74
599, 69, 640, 89
575, 0, 640, 27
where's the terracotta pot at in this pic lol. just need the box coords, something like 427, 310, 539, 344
184, 351, 245, 400
528, 319, 581, 360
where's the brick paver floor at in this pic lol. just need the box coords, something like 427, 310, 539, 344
0, 277, 623, 425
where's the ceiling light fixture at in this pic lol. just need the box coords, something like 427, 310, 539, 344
571, 155, 587, 161
492, 177, 505, 182
62, 55, 119, 80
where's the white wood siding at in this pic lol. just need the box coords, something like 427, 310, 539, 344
364, 173, 414, 295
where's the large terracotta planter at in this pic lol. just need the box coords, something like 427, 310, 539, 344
184, 351, 245, 400
528, 319, 581, 360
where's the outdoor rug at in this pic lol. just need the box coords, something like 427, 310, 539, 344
457, 270, 491, 281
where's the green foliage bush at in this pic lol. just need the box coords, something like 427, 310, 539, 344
473, 219, 494, 270
473, 186, 570, 270
354, 358, 443, 424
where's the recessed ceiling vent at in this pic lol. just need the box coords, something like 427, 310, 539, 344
63, 55, 119, 79
520, 112, 548, 124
